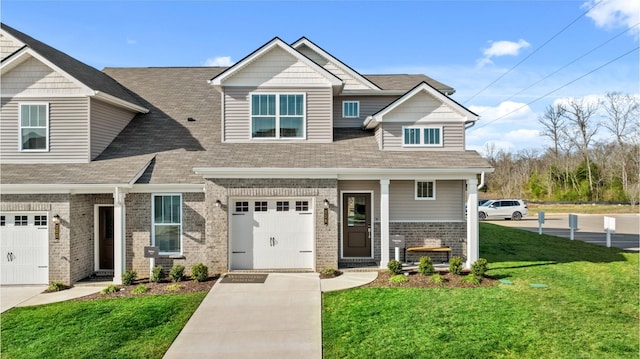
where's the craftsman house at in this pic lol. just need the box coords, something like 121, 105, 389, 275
0, 23, 492, 285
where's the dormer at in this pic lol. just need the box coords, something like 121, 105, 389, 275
210, 38, 343, 143
363, 82, 478, 151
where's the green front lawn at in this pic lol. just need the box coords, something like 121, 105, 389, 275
323, 223, 639, 358
1, 292, 206, 359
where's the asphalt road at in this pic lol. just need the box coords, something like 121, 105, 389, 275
487, 213, 640, 251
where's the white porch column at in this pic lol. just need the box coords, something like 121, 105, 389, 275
113, 187, 127, 285
466, 178, 479, 269
380, 179, 390, 268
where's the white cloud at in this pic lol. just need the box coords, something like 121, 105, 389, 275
583, 0, 640, 36
469, 101, 534, 124
505, 129, 541, 142
204, 56, 234, 67
477, 39, 530, 67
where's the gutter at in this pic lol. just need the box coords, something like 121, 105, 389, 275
93, 91, 149, 114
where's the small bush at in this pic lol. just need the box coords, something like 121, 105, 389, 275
431, 273, 445, 283
462, 274, 482, 285
132, 284, 148, 295
387, 260, 403, 275
471, 258, 489, 277
47, 281, 66, 292
122, 270, 137, 285
389, 274, 409, 284
101, 285, 119, 294
322, 268, 338, 277
191, 263, 209, 282
418, 256, 435, 276
150, 265, 165, 283
169, 264, 186, 282
166, 284, 183, 292
449, 256, 463, 275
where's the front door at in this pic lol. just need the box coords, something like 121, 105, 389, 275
342, 193, 371, 257
98, 206, 114, 270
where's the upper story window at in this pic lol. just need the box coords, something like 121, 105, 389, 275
342, 101, 359, 118
153, 194, 182, 254
19, 103, 49, 151
415, 181, 436, 200
251, 93, 305, 139
403, 126, 442, 147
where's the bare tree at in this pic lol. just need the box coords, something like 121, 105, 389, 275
538, 104, 566, 158
561, 97, 600, 198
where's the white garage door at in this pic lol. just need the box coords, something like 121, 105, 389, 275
230, 199, 314, 270
0, 213, 49, 285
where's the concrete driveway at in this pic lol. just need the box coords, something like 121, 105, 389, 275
0, 286, 46, 313
489, 213, 640, 251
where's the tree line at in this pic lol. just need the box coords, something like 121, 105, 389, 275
482, 92, 639, 205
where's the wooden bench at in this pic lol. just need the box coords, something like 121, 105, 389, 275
406, 246, 451, 262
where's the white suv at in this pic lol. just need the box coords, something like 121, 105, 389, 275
478, 199, 528, 221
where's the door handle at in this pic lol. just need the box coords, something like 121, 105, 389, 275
368, 225, 371, 239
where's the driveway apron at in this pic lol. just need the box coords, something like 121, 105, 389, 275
163, 273, 321, 359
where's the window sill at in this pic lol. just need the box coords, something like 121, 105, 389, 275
159, 254, 185, 259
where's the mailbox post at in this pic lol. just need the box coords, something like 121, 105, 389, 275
144, 246, 159, 278
604, 216, 616, 248
568, 214, 578, 240
538, 211, 545, 235
390, 235, 405, 262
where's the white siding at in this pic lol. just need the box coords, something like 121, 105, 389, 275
381, 122, 465, 151
338, 180, 465, 222
1, 57, 85, 97
296, 44, 370, 91
0, 97, 89, 163
333, 95, 398, 128
0, 32, 24, 59
223, 86, 332, 142
389, 180, 464, 221
224, 47, 333, 87
384, 90, 465, 123
90, 98, 137, 159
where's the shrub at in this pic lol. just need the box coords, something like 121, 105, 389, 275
166, 284, 183, 292
122, 270, 137, 285
389, 274, 409, 284
322, 268, 338, 277
150, 265, 165, 283
449, 256, 463, 275
471, 258, 489, 277
387, 260, 403, 275
47, 281, 66, 292
101, 285, 119, 294
169, 264, 186, 282
431, 273, 444, 283
462, 274, 482, 285
418, 256, 435, 276
191, 263, 209, 282
132, 284, 148, 295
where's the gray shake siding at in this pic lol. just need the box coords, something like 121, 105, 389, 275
223, 86, 333, 142
0, 97, 90, 163
332, 95, 398, 128
89, 99, 137, 159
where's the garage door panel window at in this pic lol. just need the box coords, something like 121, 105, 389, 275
277, 201, 289, 212
34, 216, 47, 226
15, 216, 28, 226
0, 216, 5, 226
235, 202, 249, 213
153, 194, 182, 254
255, 201, 267, 212
295, 201, 309, 212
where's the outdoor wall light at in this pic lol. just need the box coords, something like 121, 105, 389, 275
323, 199, 329, 208
52, 214, 61, 224
215, 200, 222, 207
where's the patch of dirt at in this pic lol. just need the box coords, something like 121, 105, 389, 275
363, 270, 498, 288
319, 270, 343, 279
76, 276, 219, 301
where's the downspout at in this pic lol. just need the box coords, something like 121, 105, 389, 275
465, 120, 475, 130
477, 171, 485, 190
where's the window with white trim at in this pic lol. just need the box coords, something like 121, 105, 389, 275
342, 101, 359, 118
19, 103, 49, 151
403, 126, 442, 147
251, 93, 305, 139
153, 194, 182, 254
415, 181, 436, 200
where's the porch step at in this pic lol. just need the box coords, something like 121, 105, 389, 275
94, 270, 114, 277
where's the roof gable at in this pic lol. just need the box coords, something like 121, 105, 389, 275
364, 82, 478, 129
291, 37, 380, 91
210, 37, 343, 90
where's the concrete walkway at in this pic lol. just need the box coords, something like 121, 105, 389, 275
1, 285, 102, 313
164, 271, 377, 359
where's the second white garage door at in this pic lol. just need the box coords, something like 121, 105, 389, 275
230, 199, 314, 270
0, 213, 49, 285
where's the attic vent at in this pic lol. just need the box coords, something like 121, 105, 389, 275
187, 117, 196, 122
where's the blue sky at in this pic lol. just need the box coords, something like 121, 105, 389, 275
3, 0, 638, 154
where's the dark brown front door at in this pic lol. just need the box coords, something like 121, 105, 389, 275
342, 193, 371, 257
98, 206, 114, 270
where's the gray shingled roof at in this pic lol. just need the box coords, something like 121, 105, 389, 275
91, 67, 489, 185
1, 23, 143, 109
364, 74, 454, 93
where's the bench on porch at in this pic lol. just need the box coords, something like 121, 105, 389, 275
406, 246, 451, 263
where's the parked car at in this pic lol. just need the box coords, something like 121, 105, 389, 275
478, 199, 528, 220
